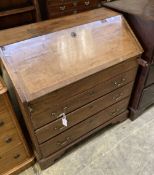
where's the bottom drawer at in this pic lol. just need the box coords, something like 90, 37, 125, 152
0, 144, 27, 174
139, 84, 154, 109
40, 100, 129, 157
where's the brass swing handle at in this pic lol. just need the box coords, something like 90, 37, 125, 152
59, 5, 66, 11
114, 78, 126, 87
54, 125, 66, 131
111, 108, 123, 116
57, 137, 71, 146
112, 93, 123, 101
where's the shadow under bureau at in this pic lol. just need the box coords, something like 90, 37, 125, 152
0, 8, 143, 169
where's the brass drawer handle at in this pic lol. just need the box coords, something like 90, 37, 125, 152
59, 5, 66, 11
51, 112, 56, 118
57, 137, 71, 146
51, 107, 68, 119
114, 78, 126, 87
54, 125, 66, 131
5, 137, 12, 143
111, 108, 122, 116
85, 1, 90, 6
14, 154, 20, 159
113, 93, 123, 101
0, 120, 4, 127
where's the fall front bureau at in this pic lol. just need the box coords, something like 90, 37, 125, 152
0, 8, 143, 169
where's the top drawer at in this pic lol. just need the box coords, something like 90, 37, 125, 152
30, 58, 138, 129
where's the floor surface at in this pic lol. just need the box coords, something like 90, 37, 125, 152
20, 107, 154, 175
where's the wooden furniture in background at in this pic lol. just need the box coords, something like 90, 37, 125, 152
0, 8, 143, 169
0, 77, 34, 175
104, 0, 154, 119
40, 0, 115, 19
0, 0, 41, 30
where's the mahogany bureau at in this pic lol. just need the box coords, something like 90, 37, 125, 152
0, 9, 143, 169
104, 0, 154, 119
0, 77, 34, 175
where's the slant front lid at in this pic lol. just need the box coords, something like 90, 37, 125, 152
1, 14, 143, 102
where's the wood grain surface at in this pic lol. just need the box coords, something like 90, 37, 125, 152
1, 13, 142, 103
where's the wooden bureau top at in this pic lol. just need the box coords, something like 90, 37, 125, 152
0, 9, 143, 103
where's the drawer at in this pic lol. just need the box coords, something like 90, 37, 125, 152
40, 105, 129, 157
76, 0, 100, 11
31, 66, 137, 129
46, 0, 70, 6
47, 8, 76, 19
0, 108, 15, 133
36, 97, 130, 144
47, 0, 99, 7
0, 144, 27, 174
0, 128, 21, 154
139, 84, 154, 110
47, 3, 74, 14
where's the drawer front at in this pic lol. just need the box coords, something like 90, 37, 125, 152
48, 9, 75, 19
47, 3, 74, 14
46, 0, 114, 18
40, 105, 129, 157
0, 128, 21, 154
47, 0, 99, 6
31, 66, 137, 129
0, 108, 15, 133
0, 144, 27, 174
36, 97, 130, 144
47, 0, 100, 19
